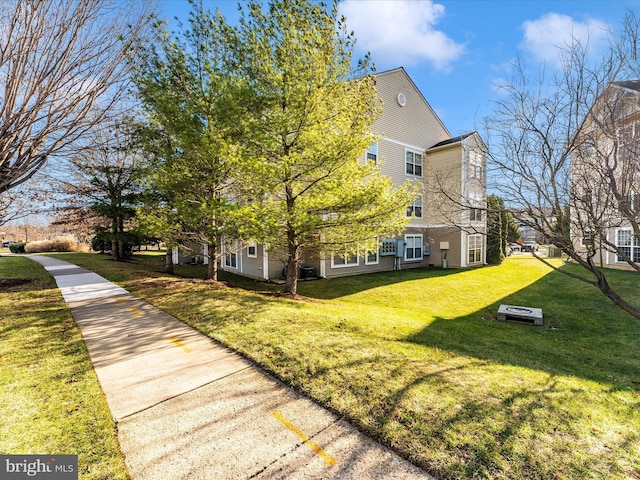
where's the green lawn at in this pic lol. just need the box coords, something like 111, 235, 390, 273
0, 255, 129, 479
44, 253, 640, 479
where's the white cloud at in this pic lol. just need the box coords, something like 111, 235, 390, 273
338, 0, 465, 71
520, 13, 609, 65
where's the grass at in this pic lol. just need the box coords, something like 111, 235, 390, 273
0, 255, 129, 480
41, 253, 640, 479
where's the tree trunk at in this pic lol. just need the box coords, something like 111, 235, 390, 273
165, 249, 174, 274
207, 242, 218, 281
284, 240, 300, 295
118, 216, 125, 259
111, 216, 120, 260
593, 267, 640, 320
111, 239, 119, 260
284, 184, 299, 294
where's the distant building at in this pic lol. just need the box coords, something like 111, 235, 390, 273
571, 80, 640, 268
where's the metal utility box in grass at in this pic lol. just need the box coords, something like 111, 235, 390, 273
497, 305, 543, 326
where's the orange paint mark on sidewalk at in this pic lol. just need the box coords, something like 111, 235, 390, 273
169, 337, 192, 353
272, 410, 336, 466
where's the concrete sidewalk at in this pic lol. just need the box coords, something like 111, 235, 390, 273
28, 255, 435, 480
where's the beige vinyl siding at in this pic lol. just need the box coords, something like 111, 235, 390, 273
373, 69, 452, 231
373, 69, 450, 148
376, 139, 409, 186
427, 146, 463, 225
428, 226, 463, 268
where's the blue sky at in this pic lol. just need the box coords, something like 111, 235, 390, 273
158, 0, 637, 137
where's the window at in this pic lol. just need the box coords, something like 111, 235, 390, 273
331, 248, 359, 268
580, 232, 592, 247
468, 234, 483, 264
365, 238, 379, 265
469, 150, 483, 180
616, 229, 640, 262
469, 208, 482, 222
407, 195, 423, 218
469, 191, 483, 222
366, 142, 378, 163
405, 150, 423, 176
247, 241, 257, 258
578, 141, 596, 158
619, 124, 636, 146
404, 234, 423, 261
618, 123, 640, 160
225, 240, 239, 268
225, 251, 237, 268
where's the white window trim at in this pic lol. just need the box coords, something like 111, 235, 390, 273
225, 251, 238, 269
224, 241, 240, 269
405, 149, 423, 177
580, 232, 592, 247
366, 142, 378, 163
468, 150, 483, 180
469, 207, 483, 222
468, 191, 483, 222
365, 239, 379, 265
404, 234, 423, 262
331, 250, 360, 268
615, 228, 640, 263
247, 241, 258, 258
407, 195, 423, 219
468, 234, 483, 264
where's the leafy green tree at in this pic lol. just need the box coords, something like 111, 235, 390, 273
506, 214, 521, 244
231, 0, 414, 294
134, 198, 181, 274
486, 194, 519, 264
133, 4, 250, 280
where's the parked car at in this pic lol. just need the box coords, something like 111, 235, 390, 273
507, 243, 520, 256
2, 241, 15, 248
522, 241, 539, 252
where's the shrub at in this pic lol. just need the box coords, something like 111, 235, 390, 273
75, 243, 91, 253
24, 240, 53, 253
9, 242, 26, 254
91, 235, 109, 253
52, 236, 77, 252
24, 236, 77, 253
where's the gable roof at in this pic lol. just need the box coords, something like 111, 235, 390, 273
375, 67, 451, 138
428, 131, 487, 153
430, 132, 475, 149
572, 79, 640, 142
612, 80, 640, 92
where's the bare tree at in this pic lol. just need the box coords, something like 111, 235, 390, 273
0, 176, 52, 225
49, 206, 104, 246
0, 0, 153, 198
485, 11, 640, 319
55, 120, 144, 260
